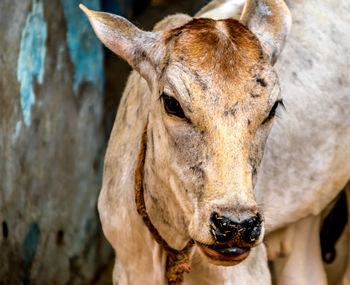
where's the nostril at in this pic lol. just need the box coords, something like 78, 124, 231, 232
243, 213, 262, 244
210, 212, 232, 229
209, 212, 236, 242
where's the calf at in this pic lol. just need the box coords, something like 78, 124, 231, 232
81, 0, 291, 284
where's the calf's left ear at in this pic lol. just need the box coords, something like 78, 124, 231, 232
79, 4, 161, 87
240, 0, 292, 65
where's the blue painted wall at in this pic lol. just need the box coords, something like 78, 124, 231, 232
60, 0, 104, 94
23, 223, 40, 284
17, 0, 47, 126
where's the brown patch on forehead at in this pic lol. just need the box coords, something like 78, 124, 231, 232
164, 18, 265, 80
162, 17, 275, 136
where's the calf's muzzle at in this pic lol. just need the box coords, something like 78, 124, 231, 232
209, 212, 262, 245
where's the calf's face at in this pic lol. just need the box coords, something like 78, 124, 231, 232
146, 19, 280, 265
81, 1, 290, 266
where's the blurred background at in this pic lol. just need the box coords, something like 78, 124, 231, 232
0, 0, 209, 283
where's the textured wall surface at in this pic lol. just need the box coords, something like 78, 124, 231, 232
0, 0, 112, 283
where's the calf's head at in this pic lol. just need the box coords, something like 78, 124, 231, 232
81, 0, 291, 266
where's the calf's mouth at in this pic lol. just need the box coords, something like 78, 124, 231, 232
196, 241, 251, 265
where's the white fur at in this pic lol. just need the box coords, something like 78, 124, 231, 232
198, 0, 246, 20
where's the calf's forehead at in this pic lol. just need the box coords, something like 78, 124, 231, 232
168, 18, 264, 77
162, 18, 276, 124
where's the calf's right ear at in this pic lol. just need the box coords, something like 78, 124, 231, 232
240, 0, 292, 65
80, 4, 161, 87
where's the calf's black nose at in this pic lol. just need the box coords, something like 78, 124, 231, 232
209, 212, 262, 244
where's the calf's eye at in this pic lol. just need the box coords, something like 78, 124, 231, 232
263, 100, 284, 124
161, 93, 185, 119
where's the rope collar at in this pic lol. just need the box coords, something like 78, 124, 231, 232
134, 123, 194, 284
